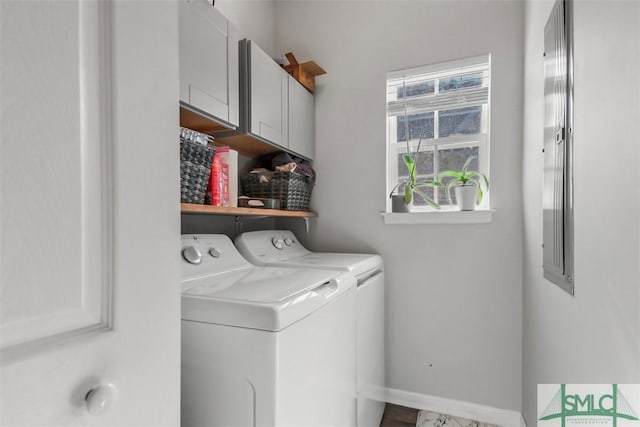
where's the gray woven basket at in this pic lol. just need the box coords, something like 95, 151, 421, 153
241, 171, 314, 211
180, 137, 214, 204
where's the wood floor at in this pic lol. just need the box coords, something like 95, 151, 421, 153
379, 403, 419, 427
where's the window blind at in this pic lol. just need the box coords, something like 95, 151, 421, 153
387, 57, 490, 117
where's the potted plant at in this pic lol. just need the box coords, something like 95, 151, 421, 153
388, 82, 441, 212
437, 155, 489, 211
388, 135, 441, 212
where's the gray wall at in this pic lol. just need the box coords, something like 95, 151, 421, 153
216, 0, 276, 56
275, 0, 525, 411
522, 0, 640, 424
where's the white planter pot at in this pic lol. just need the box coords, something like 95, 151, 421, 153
455, 185, 477, 211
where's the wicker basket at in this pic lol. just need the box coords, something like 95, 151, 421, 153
242, 171, 314, 211
180, 132, 215, 204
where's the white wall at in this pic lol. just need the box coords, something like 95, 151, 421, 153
275, 1, 525, 411
522, 0, 640, 424
216, 0, 276, 56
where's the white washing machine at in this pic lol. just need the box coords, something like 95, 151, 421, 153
235, 230, 386, 427
180, 234, 357, 427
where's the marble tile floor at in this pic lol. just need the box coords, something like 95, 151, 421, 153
378, 403, 502, 427
416, 410, 502, 427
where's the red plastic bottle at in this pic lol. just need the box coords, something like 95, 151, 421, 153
221, 160, 229, 206
210, 154, 222, 206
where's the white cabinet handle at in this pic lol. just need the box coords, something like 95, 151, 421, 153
85, 383, 117, 415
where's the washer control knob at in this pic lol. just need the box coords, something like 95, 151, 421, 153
209, 248, 221, 258
271, 238, 284, 250
182, 246, 202, 264
284, 238, 293, 246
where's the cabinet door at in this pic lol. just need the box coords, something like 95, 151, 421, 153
288, 76, 315, 160
227, 20, 239, 127
249, 41, 288, 148
179, 0, 237, 126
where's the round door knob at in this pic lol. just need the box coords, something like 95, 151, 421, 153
182, 246, 202, 264
85, 383, 117, 416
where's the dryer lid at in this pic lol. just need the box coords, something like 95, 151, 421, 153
276, 253, 383, 279
234, 230, 383, 278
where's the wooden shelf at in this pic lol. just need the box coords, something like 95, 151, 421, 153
180, 104, 234, 134
213, 133, 283, 158
180, 104, 284, 158
181, 203, 316, 218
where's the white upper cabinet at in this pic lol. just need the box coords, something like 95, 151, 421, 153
288, 75, 315, 160
179, 0, 238, 127
248, 40, 289, 149
208, 38, 316, 160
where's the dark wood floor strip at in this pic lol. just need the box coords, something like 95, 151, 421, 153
379, 403, 419, 427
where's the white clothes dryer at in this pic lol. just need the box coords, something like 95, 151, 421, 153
235, 230, 386, 427
181, 234, 357, 427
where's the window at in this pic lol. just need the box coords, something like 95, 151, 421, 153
386, 55, 491, 211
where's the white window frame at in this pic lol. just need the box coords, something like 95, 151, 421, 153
385, 54, 492, 215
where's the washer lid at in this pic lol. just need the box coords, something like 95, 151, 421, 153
181, 266, 355, 331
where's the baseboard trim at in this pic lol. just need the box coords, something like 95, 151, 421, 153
385, 388, 524, 427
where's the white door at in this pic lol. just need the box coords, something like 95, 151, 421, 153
0, 1, 180, 425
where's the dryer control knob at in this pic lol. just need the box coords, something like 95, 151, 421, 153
284, 238, 293, 246
182, 246, 202, 264
209, 248, 221, 258
271, 238, 284, 250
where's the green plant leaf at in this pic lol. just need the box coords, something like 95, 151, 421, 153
465, 171, 489, 192
413, 188, 441, 209
444, 182, 453, 204
481, 173, 489, 191
404, 184, 413, 204
461, 155, 476, 174
388, 181, 403, 198
476, 184, 484, 204
402, 154, 417, 182
415, 179, 442, 187
402, 153, 413, 168
464, 171, 480, 185
437, 170, 462, 182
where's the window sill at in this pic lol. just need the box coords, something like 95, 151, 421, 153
381, 209, 494, 225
